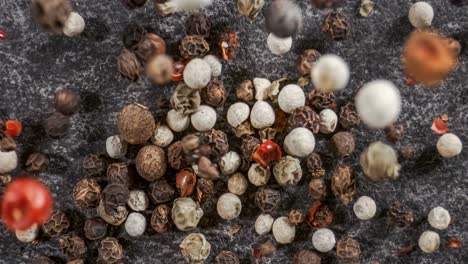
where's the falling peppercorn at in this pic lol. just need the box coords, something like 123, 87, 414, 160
25, 152, 49, 173
296, 49, 321, 76
135, 33, 167, 64
54, 88, 80, 115
385, 123, 404, 142
187, 14, 211, 38
321, 11, 350, 41
180, 35, 210, 59
30, 0, 72, 34
45, 112, 71, 139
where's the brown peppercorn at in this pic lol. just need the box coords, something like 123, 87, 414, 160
308, 178, 326, 200
196, 178, 215, 203
148, 178, 175, 204
297, 49, 321, 76
117, 103, 155, 145
241, 136, 261, 161
135, 145, 167, 181
176, 168, 197, 197
45, 112, 71, 139
101, 183, 130, 214
216, 251, 240, 264
308, 90, 336, 111
311, 0, 339, 9
331, 131, 355, 157
84, 218, 108, 240
387, 201, 414, 227
322, 11, 350, 41
42, 210, 70, 237
146, 54, 174, 85
385, 123, 404, 142
25, 152, 49, 173
219, 32, 239, 60
236, 80, 255, 101
180, 35, 210, 59
107, 162, 131, 186
135, 33, 166, 64
54, 88, 80, 115
118, 49, 142, 82
289, 209, 305, 225
201, 79, 227, 108
331, 166, 356, 204
257, 240, 276, 257
306, 200, 333, 228
187, 14, 211, 38
288, 106, 321, 133
293, 249, 321, 264
35, 256, 56, 264
82, 154, 105, 177
336, 237, 361, 263
255, 187, 281, 213
31, 0, 72, 34
0, 137, 16, 152
73, 179, 101, 207
98, 237, 124, 264
259, 128, 278, 141
235, 121, 255, 138
97, 198, 128, 226
305, 152, 325, 178
181, 135, 205, 164
59, 233, 87, 260
203, 129, 230, 161
197, 156, 221, 180
339, 102, 360, 129
151, 204, 172, 233
168, 141, 188, 170
171, 83, 201, 115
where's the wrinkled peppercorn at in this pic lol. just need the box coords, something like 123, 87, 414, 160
82, 154, 105, 177
98, 237, 124, 264
202, 79, 227, 107
101, 183, 130, 214
216, 251, 240, 264
171, 83, 201, 115
31, 0, 72, 34
288, 106, 321, 133
331, 132, 355, 157
42, 210, 70, 237
308, 178, 327, 200
84, 218, 108, 240
339, 102, 360, 129
135, 33, 166, 63
25, 152, 49, 173
202, 129, 229, 162
305, 152, 325, 178
45, 112, 71, 139
289, 209, 305, 225
149, 178, 175, 204
168, 141, 188, 170
59, 233, 87, 260
117, 49, 142, 81
331, 166, 356, 204
151, 204, 172, 233
219, 32, 238, 60
308, 90, 336, 111
176, 168, 197, 197
121, 0, 147, 9
307, 200, 333, 228
297, 49, 321, 76
73, 179, 101, 208
235, 121, 255, 138
322, 11, 350, 41
197, 178, 215, 203
293, 249, 321, 264
385, 123, 404, 142
180, 35, 210, 59
336, 237, 361, 263
122, 23, 146, 50
255, 187, 281, 213
241, 136, 261, 161
54, 88, 80, 115
187, 14, 211, 38
236, 80, 255, 101
107, 163, 130, 186
387, 201, 414, 227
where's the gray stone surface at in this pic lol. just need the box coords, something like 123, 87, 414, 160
1, 0, 468, 263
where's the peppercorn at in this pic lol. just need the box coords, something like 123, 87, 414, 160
54, 88, 80, 115
219, 32, 238, 60
98, 237, 124, 264
307, 200, 333, 228
408, 2, 434, 29
121, 0, 147, 9
45, 112, 70, 139
135, 145, 167, 181
146, 54, 174, 84
168, 141, 188, 170
339, 102, 360, 129
135, 33, 166, 63
322, 12, 349, 41
288, 209, 305, 225
106, 163, 129, 185
257, 240, 277, 257
148, 178, 175, 204
227, 173, 248, 195
16, 225, 39, 243
31, 0, 72, 34
428, 206, 451, 230
236, 80, 255, 101
203, 129, 230, 161
180, 35, 210, 59
62, 12, 85, 37
42, 210, 70, 237
238, 0, 265, 18
186, 14, 211, 38
203, 55, 222, 77
353, 196, 377, 220
258, 128, 277, 141
117, 49, 142, 81
197, 156, 220, 180
216, 250, 240, 264
124, 212, 146, 237
297, 49, 321, 76
172, 197, 204, 231
170, 83, 201, 115
331, 131, 355, 158
151, 204, 172, 233
176, 168, 197, 197
101, 183, 130, 216
196, 178, 215, 203
235, 121, 255, 138
308, 178, 326, 200
152, 124, 174, 148
59, 233, 87, 260
191, 105, 217, 132
284, 128, 316, 158
331, 166, 356, 204
273, 156, 302, 186
265, 0, 303, 38
84, 218, 108, 240
311, 0, 339, 8
400, 145, 416, 160
201, 79, 226, 107
255, 187, 281, 213
82, 154, 105, 177
312, 228, 336, 252
293, 249, 321, 264
288, 106, 320, 133
0, 137, 16, 152
308, 89, 336, 111
385, 123, 404, 142
73, 179, 101, 207
241, 136, 260, 161
336, 237, 361, 263
360, 142, 400, 182
67, 259, 84, 264
219, 151, 241, 175
127, 190, 149, 212
180, 233, 211, 263
320, 109, 338, 134
97, 198, 128, 226
118, 103, 155, 144
437, 133, 462, 158
122, 23, 146, 50
305, 152, 325, 178
25, 152, 49, 173
387, 201, 414, 227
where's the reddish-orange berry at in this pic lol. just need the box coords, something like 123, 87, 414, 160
252, 140, 282, 168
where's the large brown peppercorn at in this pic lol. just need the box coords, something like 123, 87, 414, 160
203, 129, 230, 161
201, 79, 227, 108
180, 35, 210, 59
107, 163, 131, 186
73, 179, 101, 208
146, 54, 174, 85
236, 80, 255, 101
241, 136, 261, 161
308, 90, 336, 111
168, 141, 188, 170
293, 249, 321, 264
176, 168, 197, 197
149, 178, 175, 204
98, 237, 124, 264
122, 23, 146, 50
31, 0, 72, 34
255, 187, 281, 213
187, 14, 211, 38
297, 49, 321, 76
42, 211, 70, 237
118, 49, 142, 81
339, 102, 360, 129
331, 131, 355, 157
322, 12, 350, 41
385, 123, 404, 142
288, 106, 321, 133
118, 103, 155, 145
82, 154, 105, 177
54, 88, 80, 115
289, 209, 305, 225
171, 83, 201, 115
59, 233, 87, 260
216, 251, 240, 264
305, 152, 325, 178
135, 33, 166, 64
135, 145, 167, 181
101, 183, 130, 214
45, 112, 71, 139
151, 204, 172, 233
308, 178, 326, 200
387, 201, 414, 227
336, 237, 361, 263
331, 166, 356, 205
84, 218, 108, 240
25, 152, 49, 173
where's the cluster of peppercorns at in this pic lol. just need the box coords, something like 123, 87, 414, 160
44, 88, 81, 139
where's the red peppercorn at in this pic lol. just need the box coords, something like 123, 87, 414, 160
252, 140, 282, 168
431, 118, 448, 134
1, 178, 53, 231
3, 120, 22, 138
0, 30, 7, 41
171, 60, 186, 81
175, 168, 197, 197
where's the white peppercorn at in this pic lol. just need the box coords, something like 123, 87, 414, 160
0, 150, 17, 174
227, 102, 250, 128
151, 124, 174, 147
180, 233, 211, 264
203, 55, 222, 77
436, 133, 462, 158
311, 54, 349, 93
219, 151, 241, 175
273, 156, 302, 186
312, 228, 336, 252
105, 135, 128, 159
418, 231, 440, 253
272, 217, 295, 244
248, 163, 271, 186
428, 206, 451, 230
253, 78, 271, 101
217, 193, 242, 220
15, 224, 38, 243
167, 109, 190, 132
284, 128, 315, 157
278, 84, 305, 113
228, 173, 248, 195
250, 100, 275, 129
319, 109, 337, 134
124, 212, 146, 237
409, 2, 433, 29
267, 33, 292, 55
191, 105, 217, 132
255, 213, 274, 235
353, 196, 376, 220
184, 58, 212, 89
127, 190, 149, 212
63, 12, 85, 37
172, 197, 204, 231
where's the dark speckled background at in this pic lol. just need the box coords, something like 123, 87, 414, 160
1, 0, 468, 263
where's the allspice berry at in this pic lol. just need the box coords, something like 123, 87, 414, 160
201, 79, 227, 107
255, 187, 281, 213
82, 154, 105, 176
73, 179, 101, 208
187, 14, 211, 38
45, 112, 71, 139
54, 88, 80, 115
149, 179, 175, 204
297, 49, 321, 76
98, 237, 124, 264
336, 237, 361, 263
331, 131, 355, 157
387, 201, 414, 227
216, 251, 240, 264
118, 103, 155, 145
146, 54, 174, 85
25, 152, 49, 173
293, 249, 321, 264
236, 80, 255, 101
322, 11, 350, 41
59, 233, 87, 260
31, 0, 72, 34
151, 204, 172, 233
180, 35, 210, 59
117, 49, 142, 81
135, 33, 166, 63
107, 162, 131, 186
42, 211, 70, 237
84, 218, 108, 240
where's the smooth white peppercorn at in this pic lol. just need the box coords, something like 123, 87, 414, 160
203, 55, 222, 77
63, 12, 85, 37
183, 58, 212, 89
172, 197, 204, 231
167, 109, 190, 132
272, 217, 295, 244
253, 77, 271, 101
278, 84, 305, 113
106, 135, 128, 159
312, 228, 336, 252
428, 206, 451, 230
227, 102, 250, 128
180, 233, 211, 264
248, 163, 271, 186
418, 231, 440, 253
0, 150, 18, 174
128, 190, 149, 212
250, 100, 275, 129
284, 128, 315, 157
15, 224, 38, 243
255, 214, 274, 235
353, 196, 377, 220
219, 151, 241, 175
227, 173, 248, 195
217, 193, 242, 220
151, 125, 174, 147
436, 133, 462, 158
267, 33, 292, 55
319, 109, 337, 134
273, 155, 302, 186
191, 105, 217, 132
125, 212, 146, 237
408, 2, 433, 29
311, 54, 349, 93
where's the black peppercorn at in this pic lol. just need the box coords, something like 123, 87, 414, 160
308, 89, 336, 111
331, 131, 355, 158
122, 23, 146, 50
82, 154, 106, 177
98, 237, 124, 264
196, 178, 215, 203
288, 209, 305, 225
107, 162, 131, 186
31, 0, 72, 34
148, 178, 175, 204
54, 88, 80, 115
101, 183, 130, 214
73, 179, 101, 208
179, 35, 210, 59
151, 204, 172, 233
42, 210, 70, 237
305, 152, 325, 178
293, 249, 321, 264
202, 129, 230, 162
187, 14, 211, 38
118, 49, 142, 82
216, 251, 240, 264
331, 165, 356, 205
288, 106, 320, 133
385, 123, 404, 142
339, 102, 360, 129
0, 137, 16, 152
387, 201, 414, 227
84, 218, 108, 240
120, 0, 147, 9
45, 112, 71, 139
241, 136, 260, 161
25, 152, 49, 173
336, 237, 361, 263
201, 79, 227, 108
321, 11, 350, 41
308, 178, 326, 200
255, 187, 281, 213
168, 141, 188, 170
297, 49, 321, 76
59, 233, 87, 260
